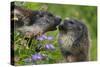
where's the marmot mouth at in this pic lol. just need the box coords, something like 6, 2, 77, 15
58, 25, 65, 30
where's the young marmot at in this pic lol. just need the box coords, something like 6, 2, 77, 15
58, 18, 90, 62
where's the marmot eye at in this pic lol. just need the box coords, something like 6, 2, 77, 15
69, 21, 74, 24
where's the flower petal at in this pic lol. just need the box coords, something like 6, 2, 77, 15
47, 36, 53, 40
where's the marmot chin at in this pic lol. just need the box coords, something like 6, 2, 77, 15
58, 18, 90, 62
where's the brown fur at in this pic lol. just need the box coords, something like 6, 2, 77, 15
58, 18, 90, 62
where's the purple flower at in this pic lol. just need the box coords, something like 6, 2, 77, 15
58, 39, 64, 44
47, 36, 53, 40
45, 44, 55, 50
42, 35, 47, 39
37, 36, 44, 41
37, 35, 47, 41
24, 58, 32, 63
32, 53, 44, 61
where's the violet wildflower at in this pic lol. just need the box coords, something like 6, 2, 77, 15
45, 44, 55, 50
37, 36, 44, 41
42, 35, 47, 39
47, 36, 53, 40
37, 34, 47, 41
32, 53, 44, 61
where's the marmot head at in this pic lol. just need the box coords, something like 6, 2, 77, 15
12, 6, 61, 37
59, 18, 87, 35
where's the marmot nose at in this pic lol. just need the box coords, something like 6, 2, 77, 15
56, 16, 62, 21
55, 16, 62, 25
59, 24, 64, 30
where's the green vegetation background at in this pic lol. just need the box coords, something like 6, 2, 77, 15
14, 2, 97, 65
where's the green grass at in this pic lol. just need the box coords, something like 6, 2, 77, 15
13, 1, 97, 65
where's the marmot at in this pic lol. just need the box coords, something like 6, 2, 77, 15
58, 18, 90, 62
11, 2, 61, 37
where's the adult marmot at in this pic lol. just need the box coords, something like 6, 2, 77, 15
58, 18, 90, 62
